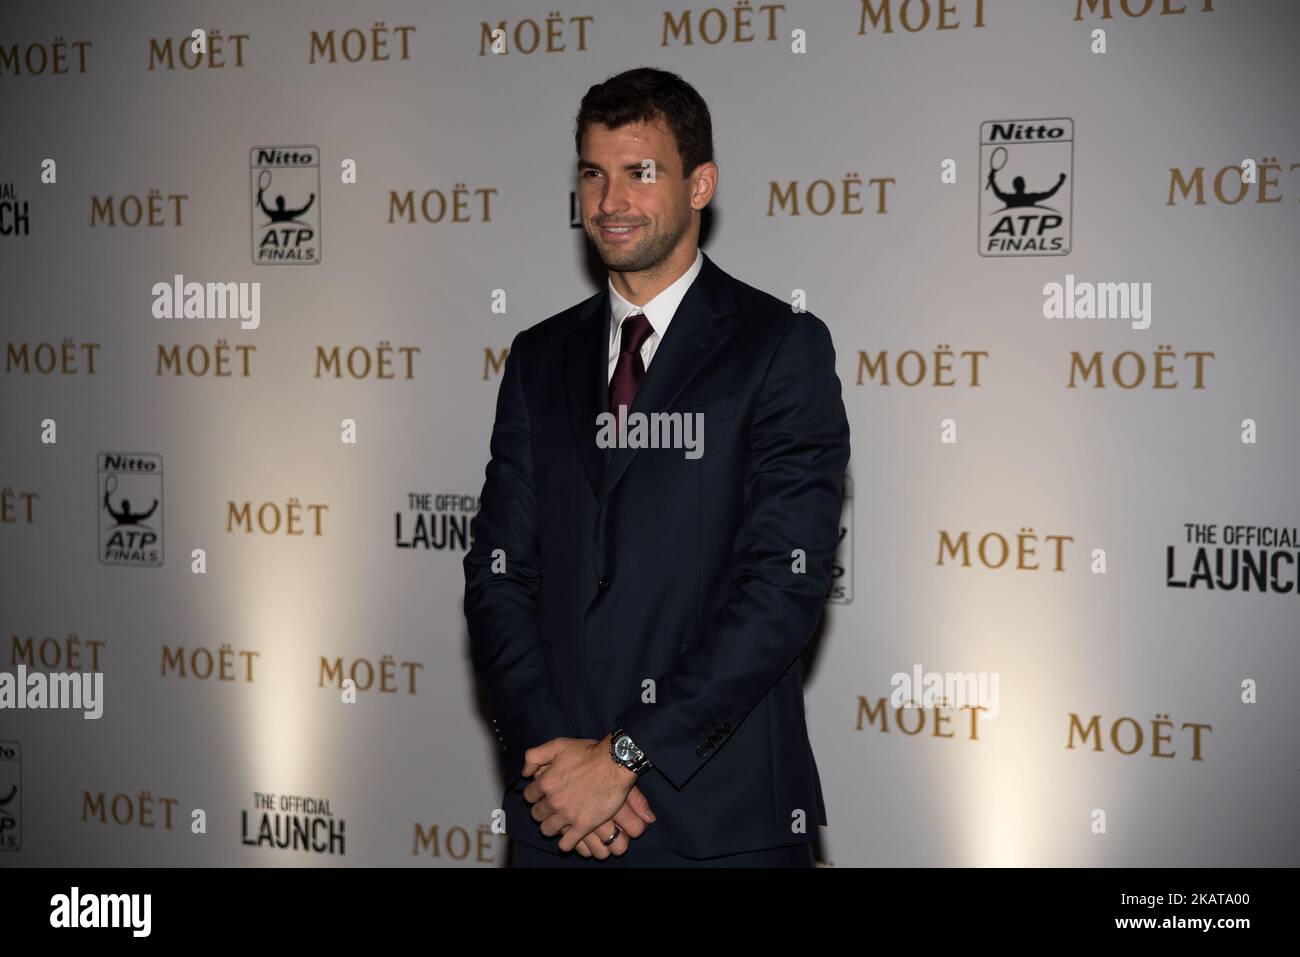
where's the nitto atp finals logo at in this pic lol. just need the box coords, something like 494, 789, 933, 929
251, 146, 321, 264
979, 118, 1073, 256
98, 452, 163, 567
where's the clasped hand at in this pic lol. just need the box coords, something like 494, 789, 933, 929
521, 735, 656, 859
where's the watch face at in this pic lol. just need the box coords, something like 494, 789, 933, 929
614, 735, 635, 761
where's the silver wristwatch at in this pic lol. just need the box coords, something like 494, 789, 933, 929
609, 727, 653, 774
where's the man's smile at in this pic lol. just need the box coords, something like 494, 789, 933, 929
599, 223, 643, 241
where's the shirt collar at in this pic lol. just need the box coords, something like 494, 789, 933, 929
608, 248, 705, 349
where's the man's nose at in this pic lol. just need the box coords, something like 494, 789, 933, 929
599, 178, 631, 215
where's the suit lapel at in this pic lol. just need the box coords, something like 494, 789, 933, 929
598, 252, 737, 503
562, 250, 739, 504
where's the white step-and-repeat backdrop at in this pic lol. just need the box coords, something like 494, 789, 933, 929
2, 0, 1297, 866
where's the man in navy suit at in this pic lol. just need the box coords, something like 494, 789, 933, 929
464, 68, 850, 867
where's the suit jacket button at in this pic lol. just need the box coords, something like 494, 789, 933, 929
598, 576, 611, 591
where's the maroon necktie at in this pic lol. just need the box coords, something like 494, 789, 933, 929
608, 311, 653, 431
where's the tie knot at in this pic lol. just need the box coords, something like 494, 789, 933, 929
618, 311, 654, 356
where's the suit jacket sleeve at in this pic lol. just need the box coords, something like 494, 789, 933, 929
613, 313, 851, 789
464, 330, 579, 787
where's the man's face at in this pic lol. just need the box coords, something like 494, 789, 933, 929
578, 118, 698, 273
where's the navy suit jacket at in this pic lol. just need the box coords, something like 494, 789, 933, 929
463, 250, 851, 858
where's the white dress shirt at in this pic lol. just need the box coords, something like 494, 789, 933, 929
606, 248, 705, 385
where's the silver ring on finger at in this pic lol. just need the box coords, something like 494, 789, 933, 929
602, 824, 621, 846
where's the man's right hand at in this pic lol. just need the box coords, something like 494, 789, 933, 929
571, 784, 656, 860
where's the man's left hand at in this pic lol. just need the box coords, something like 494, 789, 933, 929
521, 735, 638, 853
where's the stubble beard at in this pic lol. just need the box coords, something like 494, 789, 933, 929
590, 211, 688, 275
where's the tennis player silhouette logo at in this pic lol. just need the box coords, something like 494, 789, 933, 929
256, 170, 316, 225
103, 474, 158, 528
984, 146, 1067, 212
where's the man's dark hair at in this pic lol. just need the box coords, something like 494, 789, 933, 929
575, 67, 715, 179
